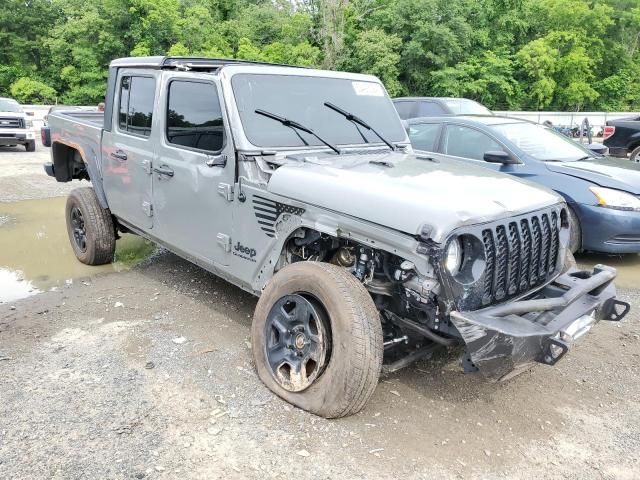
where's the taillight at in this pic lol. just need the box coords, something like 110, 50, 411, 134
603, 125, 615, 140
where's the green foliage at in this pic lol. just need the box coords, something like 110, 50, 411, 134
0, 0, 639, 110
9, 78, 57, 104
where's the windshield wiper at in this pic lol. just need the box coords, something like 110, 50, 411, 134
324, 102, 395, 151
255, 109, 340, 154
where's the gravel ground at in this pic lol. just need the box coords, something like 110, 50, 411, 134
0, 146, 78, 201
0, 147, 639, 479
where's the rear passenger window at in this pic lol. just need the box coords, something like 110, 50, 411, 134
166, 81, 224, 152
394, 101, 416, 120
118, 76, 155, 137
408, 123, 440, 151
418, 101, 446, 116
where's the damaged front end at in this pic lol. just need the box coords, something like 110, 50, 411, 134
450, 264, 629, 381
425, 205, 631, 381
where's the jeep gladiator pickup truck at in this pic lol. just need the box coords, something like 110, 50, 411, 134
0, 97, 36, 151
44, 56, 629, 418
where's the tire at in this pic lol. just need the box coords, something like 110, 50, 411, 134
630, 145, 640, 163
567, 206, 582, 254
65, 187, 116, 265
252, 262, 383, 418
25, 140, 36, 152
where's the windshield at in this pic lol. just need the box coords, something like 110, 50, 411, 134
0, 99, 23, 113
490, 122, 593, 162
232, 73, 406, 148
443, 99, 492, 115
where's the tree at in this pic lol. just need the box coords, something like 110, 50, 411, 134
10, 78, 57, 104
345, 29, 402, 95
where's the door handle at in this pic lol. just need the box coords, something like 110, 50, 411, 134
110, 150, 127, 161
153, 165, 174, 177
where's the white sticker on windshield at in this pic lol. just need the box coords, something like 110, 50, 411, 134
352, 81, 384, 96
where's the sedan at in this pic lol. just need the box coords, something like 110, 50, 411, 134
407, 115, 640, 254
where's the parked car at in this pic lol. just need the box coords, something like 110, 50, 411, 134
0, 97, 36, 151
393, 96, 492, 119
44, 56, 627, 417
603, 116, 640, 161
407, 115, 640, 254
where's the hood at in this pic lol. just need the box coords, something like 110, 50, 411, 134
267, 151, 561, 241
545, 157, 640, 195
0, 110, 26, 118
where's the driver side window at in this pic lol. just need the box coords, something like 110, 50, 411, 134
443, 125, 504, 161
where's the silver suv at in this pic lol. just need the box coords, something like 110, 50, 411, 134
43, 57, 629, 418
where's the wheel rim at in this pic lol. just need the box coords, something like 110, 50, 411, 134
264, 294, 330, 392
70, 206, 87, 253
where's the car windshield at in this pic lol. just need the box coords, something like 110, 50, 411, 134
490, 122, 593, 162
443, 99, 492, 115
231, 73, 406, 148
0, 99, 23, 113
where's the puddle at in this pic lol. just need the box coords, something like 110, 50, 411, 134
0, 196, 156, 303
0, 268, 41, 303
577, 252, 640, 290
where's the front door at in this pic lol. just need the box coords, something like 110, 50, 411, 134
151, 73, 234, 267
102, 71, 157, 229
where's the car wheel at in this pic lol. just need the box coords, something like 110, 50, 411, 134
252, 262, 383, 418
25, 140, 36, 152
567, 206, 582, 254
630, 145, 640, 163
65, 187, 116, 265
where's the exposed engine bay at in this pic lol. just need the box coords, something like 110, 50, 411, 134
278, 228, 463, 373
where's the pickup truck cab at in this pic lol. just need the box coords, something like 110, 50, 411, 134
44, 57, 629, 418
0, 97, 36, 151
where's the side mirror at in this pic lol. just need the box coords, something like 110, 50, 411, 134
483, 151, 518, 165
26, 111, 35, 117
587, 143, 608, 155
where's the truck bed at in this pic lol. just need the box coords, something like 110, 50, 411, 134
48, 110, 104, 169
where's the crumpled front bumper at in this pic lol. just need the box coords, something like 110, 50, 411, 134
450, 265, 630, 381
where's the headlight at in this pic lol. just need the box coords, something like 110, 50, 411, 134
26, 119, 33, 128
589, 187, 640, 212
445, 238, 463, 274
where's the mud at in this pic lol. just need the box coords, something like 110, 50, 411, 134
0, 196, 156, 303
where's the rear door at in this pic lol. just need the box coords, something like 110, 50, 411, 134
151, 72, 234, 267
102, 71, 157, 229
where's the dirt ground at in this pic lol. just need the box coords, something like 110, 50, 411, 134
1, 146, 639, 479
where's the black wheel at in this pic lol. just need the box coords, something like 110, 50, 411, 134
567, 206, 581, 254
25, 140, 36, 152
630, 145, 640, 163
65, 187, 116, 265
252, 262, 383, 418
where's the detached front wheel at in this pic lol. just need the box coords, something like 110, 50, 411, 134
65, 187, 116, 265
252, 262, 383, 418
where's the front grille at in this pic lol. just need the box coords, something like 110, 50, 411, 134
0, 117, 24, 129
480, 208, 562, 307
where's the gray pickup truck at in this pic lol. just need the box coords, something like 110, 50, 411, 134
44, 56, 629, 418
